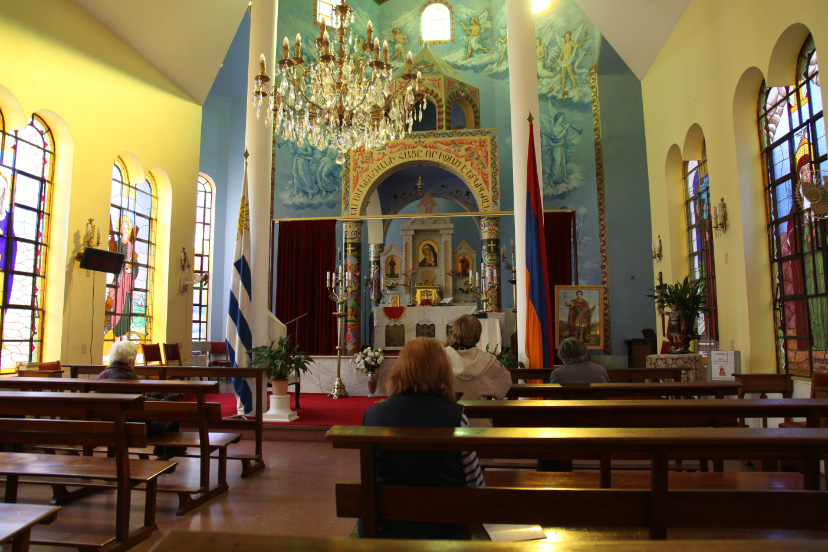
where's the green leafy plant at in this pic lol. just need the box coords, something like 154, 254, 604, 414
247, 336, 312, 380
486, 345, 525, 370
648, 276, 708, 317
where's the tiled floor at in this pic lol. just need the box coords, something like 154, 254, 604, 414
9, 434, 828, 551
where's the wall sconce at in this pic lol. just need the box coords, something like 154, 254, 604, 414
74, 218, 102, 263
179, 247, 191, 272
712, 198, 728, 236
652, 234, 663, 262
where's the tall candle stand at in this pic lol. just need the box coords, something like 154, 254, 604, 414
326, 265, 351, 399
501, 243, 517, 314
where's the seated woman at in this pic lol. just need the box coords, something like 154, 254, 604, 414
360, 337, 484, 540
445, 314, 512, 402
99, 341, 184, 460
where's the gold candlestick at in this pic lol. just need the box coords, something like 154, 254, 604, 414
327, 265, 351, 399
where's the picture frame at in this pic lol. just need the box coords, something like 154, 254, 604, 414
389, 294, 401, 308
418, 239, 438, 268
554, 285, 604, 350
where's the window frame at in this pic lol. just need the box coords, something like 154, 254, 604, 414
682, 143, 719, 354
104, 160, 157, 349
192, 174, 213, 342
0, 112, 54, 371
757, 35, 826, 377
419, 1, 455, 46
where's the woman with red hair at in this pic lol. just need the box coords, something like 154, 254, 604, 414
359, 337, 483, 539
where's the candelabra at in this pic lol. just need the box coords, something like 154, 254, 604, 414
501, 242, 517, 314
326, 262, 351, 399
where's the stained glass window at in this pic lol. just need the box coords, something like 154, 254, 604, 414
758, 35, 826, 376
193, 175, 213, 341
0, 113, 54, 372
682, 143, 719, 354
104, 160, 156, 351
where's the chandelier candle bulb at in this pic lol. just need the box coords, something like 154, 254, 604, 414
366, 20, 373, 45
373, 37, 380, 61
295, 34, 301, 58
382, 40, 389, 64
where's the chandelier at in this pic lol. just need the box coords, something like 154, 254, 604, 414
252, 0, 426, 164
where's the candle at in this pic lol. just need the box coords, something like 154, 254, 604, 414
366, 20, 373, 45
323, 30, 330, 56
475, 272, 479, 287
382, 40, 389, 64
259, 53, 266, 74
295, 34, 302, 58
282, 37, 289, 60
373, 37, 380, 61
381, 277, 385, 288
406, 51, 413, 73
327, 271, 331, 287
510, 239, 514, 252
501, 245, 506, 260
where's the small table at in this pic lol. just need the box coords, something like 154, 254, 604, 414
0, 504, 61, 552
646, 353, 705, 382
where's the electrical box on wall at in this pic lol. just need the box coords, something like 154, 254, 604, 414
708, 350, 741, 381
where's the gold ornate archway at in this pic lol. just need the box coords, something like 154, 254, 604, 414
342, 128, 500, 216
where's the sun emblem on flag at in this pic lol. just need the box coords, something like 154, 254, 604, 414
237, 194, 249, 241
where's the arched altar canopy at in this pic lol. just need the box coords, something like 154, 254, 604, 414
342, 128, 500, 216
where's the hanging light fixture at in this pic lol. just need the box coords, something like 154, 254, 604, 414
252, 0, 426, 164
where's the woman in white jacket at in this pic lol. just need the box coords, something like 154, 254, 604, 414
444, 315, 513, 401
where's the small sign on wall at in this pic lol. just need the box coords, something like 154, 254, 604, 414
708, 351, 741, 380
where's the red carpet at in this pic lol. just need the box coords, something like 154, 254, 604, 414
206, 392, 385, 426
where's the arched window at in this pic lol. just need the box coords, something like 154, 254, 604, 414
758, 35, 825, 376
682, 142, 719, 352
193, 175, 213, 341
314, 0, 343, 28
104, 160, 157, 350
420, 1, 455, 45
0, 113, 54, 370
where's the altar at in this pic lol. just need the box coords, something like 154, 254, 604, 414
374, 306, 503, 352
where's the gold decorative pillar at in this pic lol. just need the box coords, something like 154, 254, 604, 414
481, 217, 501, 312
343, 221, 363, 354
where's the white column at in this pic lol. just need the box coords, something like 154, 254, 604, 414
245, 0, 278, 349
507, 0, 542, 366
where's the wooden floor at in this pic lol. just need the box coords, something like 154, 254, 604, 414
6, 429, 828, 551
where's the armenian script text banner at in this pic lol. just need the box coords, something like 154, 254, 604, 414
343, 128, 499, 216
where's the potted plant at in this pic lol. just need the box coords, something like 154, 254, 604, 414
248, 336, 312, 396
353, 346, 384, 397
648, 276, 708, 353
486, 345, 526, 370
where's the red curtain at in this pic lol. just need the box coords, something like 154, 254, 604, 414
274, 220, 336, 355
544, 211, 575, 358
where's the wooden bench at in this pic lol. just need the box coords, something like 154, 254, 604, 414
0, 503, 60, 552
506, 381, 743, 399
147, 530, 828, 551
0, 391, 176, 551
327, 425, 828, 540
461, 398, 828, 429
509, 367, 694, 382
66, 364, 268, 477
0, 377, 236, 515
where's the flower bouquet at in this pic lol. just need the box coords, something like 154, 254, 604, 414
353, 346, 385, 373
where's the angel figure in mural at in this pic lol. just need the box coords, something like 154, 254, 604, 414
386, 28, 408, 62
495, 28, 508, 67
542, 112, 583, 186
551, 25, 591, 93
535, 36, 556, 80
458, 12, 491, 60
353, 35, 367, 62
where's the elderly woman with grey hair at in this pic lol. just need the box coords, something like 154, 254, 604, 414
98, 340, 185, 459
548, 337, 610, 384
98, 341, 141, 380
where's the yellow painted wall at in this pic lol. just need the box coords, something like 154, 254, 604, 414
642, 0, 828, 373
0, 0, 202, 364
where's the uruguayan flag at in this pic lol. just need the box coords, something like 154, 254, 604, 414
226, 157, 254, 415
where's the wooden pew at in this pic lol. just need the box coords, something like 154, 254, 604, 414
509, 367, 694, 382
506, 381, 742, 399
461, 398, 828, 429
148, 530, 828, 551
0, 503, 60, 552
328, 425, 828, 540
0, 391, 176, 551
66, 364, 267, 477
0, 377, 233, 515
